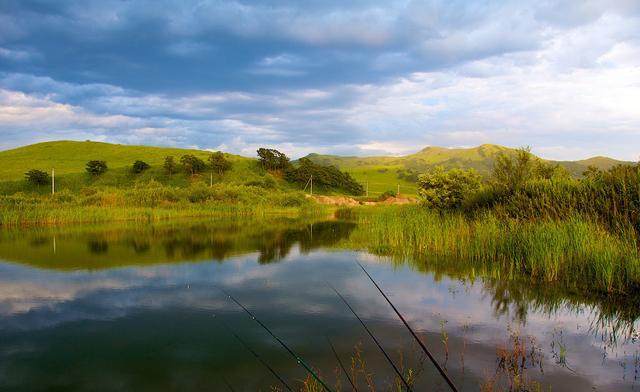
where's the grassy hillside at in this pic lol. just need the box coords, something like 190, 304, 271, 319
0, 140, 275, 194
0, 141, 630, 197
306, 144, 630, 196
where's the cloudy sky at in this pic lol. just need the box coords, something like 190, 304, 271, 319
0, 0, 639, 160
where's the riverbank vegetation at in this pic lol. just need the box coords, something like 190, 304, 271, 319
336, 148, 640, 294
0, 181, 329, 226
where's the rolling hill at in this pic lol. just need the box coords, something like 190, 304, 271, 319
0, 141, 631, 197
0, 140, 272, 193
304, 144, 630, 196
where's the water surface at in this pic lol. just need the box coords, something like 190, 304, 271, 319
0, 219, 638, 391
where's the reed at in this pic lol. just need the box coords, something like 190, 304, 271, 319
0, 181, 333, 226
339, 206, 640, 294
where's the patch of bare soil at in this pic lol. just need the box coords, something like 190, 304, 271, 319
309, 195, 418, 206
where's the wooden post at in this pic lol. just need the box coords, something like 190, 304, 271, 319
52, 168, 55, 195
310, 175, 313, 196
397, 183, 400, 196
210, 172, 213, 187
366, 181, 369, 197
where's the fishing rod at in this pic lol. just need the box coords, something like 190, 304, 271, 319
326, 337, 359, 392
330, 285, 413, 392
222, 376, 236, 392
214, 314, 294, 392
356, 261, 459, 392
219, 287, 335, 392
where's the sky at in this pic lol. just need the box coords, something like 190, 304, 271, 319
0, 0, 639, 160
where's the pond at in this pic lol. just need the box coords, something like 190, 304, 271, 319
0, 218, 638, 391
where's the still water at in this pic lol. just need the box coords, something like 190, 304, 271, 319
0, 219, 638, 391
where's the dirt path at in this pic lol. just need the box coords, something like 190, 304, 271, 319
309, 195, 418, 206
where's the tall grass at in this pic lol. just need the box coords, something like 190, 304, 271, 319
0, 181, 331, 226
339, 205, 640, 294
467, 164, 640, 234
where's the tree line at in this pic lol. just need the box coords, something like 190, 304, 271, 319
257, 148, 364, 195
24, 152, 233, 186
23, 147, 364, 195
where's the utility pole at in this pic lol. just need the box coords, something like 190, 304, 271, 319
210, 172, 213, 187
397, 183, 400, 196
366, 181, 369, 197
310, 175, 313, 196
51, 168, 55, 195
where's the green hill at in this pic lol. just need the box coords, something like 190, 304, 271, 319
305, 144, 630, 196
0, 140, 270, 193
0, 141, 631, 197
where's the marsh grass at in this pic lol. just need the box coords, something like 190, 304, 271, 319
0, 181, 331, 226
339, 205, 640, 294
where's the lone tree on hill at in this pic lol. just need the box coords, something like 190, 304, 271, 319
257, 148, 290, 171
180, 154, 205, 176
25, 169, 50, 188
86, 160, 107, 176
163, 156, 176, 175
132, 160, 150, 174
209, 151, 232, 176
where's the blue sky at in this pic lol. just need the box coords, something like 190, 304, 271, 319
0, 0, 639, 160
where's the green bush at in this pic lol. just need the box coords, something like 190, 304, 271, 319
132, 160, 150, 174
86, 160, 107, 176
25, 169, 50, 187
418, 167, 481, 210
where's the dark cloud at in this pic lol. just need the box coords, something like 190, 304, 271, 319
0, 1, 639, 159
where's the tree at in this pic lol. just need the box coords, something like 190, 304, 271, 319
208, 151, 232, 176
491, 147, 533, 193
582, 165, 603, 182
284, 157, 364, 195
418, 166, 481, 210
533, 160, 570, 181
86, 160, 107, 176
257, 148, 290, 171
132, 160, 150, 174
163, 156, 176, 175
25, 169, 50, 188
180, 154, 205, 176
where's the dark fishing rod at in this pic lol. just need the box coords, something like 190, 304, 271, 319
330, 285, 413, 392
214, 314, 294, 392
222, 376, 236, 392
326, 337, 358, 392
356, 261, 459, 392
219, 288, 335, 392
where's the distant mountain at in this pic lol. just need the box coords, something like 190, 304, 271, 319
304, 144, 631, 195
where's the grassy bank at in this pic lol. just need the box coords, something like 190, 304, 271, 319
0, 181, 331, 226
338, 205, 640, 293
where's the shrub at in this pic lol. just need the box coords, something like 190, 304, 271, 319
24, 169, 50, 187
127, 180, 179, 207
209, 151, 232, 176
377, 190, 397, 201
86, 160, 108, 176
52, 189, 77, 204
132, 160, 150, 174
491, 147, 533, 193
418, 167, 482, 210
164, 156, 176, 175
180, 155, 206, 176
